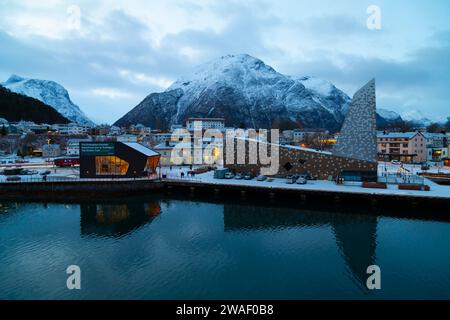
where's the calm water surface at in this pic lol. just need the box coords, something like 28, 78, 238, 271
0, 196, 449, 300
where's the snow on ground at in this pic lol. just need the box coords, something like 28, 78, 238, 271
1, 161, 449, 199
378, 162, 450, 175
0, 166, 81, 183
166, 170, 450, 199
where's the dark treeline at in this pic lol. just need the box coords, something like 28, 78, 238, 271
0, 86, 70, 124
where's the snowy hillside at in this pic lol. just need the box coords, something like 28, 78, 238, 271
2, 75, 94, 126
115, 54, 353, 130
377, 108, 402, 121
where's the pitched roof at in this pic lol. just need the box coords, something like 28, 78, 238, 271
377, 132, 421, 139
122, 142, 160, 157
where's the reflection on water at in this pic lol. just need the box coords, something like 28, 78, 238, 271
80, 202, 161, 238
223, 204, 377, 290
1, 197, 450, 300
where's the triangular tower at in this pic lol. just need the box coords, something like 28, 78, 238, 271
332, 79, 377, 163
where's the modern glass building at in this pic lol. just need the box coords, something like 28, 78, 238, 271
80, 142, 160, 178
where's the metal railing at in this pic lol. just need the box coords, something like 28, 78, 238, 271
378, 173, 424, 185
0, 176, 162, 184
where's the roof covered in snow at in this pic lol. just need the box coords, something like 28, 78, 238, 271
122, 142, 160, 157
377, 132, 422, 139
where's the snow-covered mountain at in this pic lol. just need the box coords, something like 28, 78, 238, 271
377, 108, 402, 122
0, 85, 70, 124
401, 110, 434, 127
2, 75, 94, 126
115, 54, 354, 130
115, 54, 402, 130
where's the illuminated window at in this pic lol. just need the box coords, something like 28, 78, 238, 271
145, 156, 160, 173
95, 156, 129, 175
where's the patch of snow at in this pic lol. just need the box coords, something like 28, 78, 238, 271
2, 75, 94, 126
378, 108, 401, 120
297, 76, 333, 96
166, 170, 450, 200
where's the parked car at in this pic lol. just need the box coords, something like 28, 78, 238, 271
244, 173, 254, 180
299, 173, 312, 180
6, 176, 21, 182
21, 169, 38, 175
391, 160, 402, 165
421, 164, 430, 171
257, 175, 268, 181
286, 177, 297, 184
40, 170, 51, 175
225, 172, 235, 179
54, 158, 80, 167
235, 173, 244, 180
296, 177, 307, 185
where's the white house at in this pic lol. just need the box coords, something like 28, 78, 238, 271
186, 118, 225, 131
52, 123, 91, 135
66, 138, 92, 156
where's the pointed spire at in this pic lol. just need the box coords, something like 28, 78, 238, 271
332, 79, 377, 162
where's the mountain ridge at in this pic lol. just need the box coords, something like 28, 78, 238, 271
115, 54, 356, 129
114, 54, 402, 131
0, 85, 70, 124
2, 75, 94, 126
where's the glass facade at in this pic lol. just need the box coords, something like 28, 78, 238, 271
145, 157, 160, 174
340, 171, 378, 182
95, 156, 129, 176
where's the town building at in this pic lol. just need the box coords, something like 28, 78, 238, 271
377, 132, 427, 163
170, 124, 184, 132
292, 129, 329, 143
127, 124, 152, 135
66, 138, 92, 156
186, 118, 225, 131
153, 138, 222, 166
79, 142, 160, 178
109, 126, 122, 136
224, 80, 378, 181
423, 132, 448, 162
116, 135, 138, 143
42, 144, 61, 158
52, 123, 91, 135
280, 130, 294, 145
88, 125, 111, 136
14, 121, 50, 134
147, 131, 192, 147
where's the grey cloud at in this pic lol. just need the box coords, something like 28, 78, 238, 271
0, 2, 448, 123
275, 33, 450, 119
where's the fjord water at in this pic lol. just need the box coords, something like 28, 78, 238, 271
0, 196, 449, 300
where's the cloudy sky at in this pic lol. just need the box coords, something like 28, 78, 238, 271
0, 0, 449, 124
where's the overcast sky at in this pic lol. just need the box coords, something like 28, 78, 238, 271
0, 0, 449, 124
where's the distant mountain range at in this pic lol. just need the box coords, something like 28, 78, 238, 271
0, 85, 70, 124
2, 56, 446, 130
114, 54, 415, 131
1, 75, 94, 126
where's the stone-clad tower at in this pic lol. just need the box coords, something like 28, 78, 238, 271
332, 79, 377, 163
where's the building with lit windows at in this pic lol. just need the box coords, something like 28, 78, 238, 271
79, 142, 160, 178
225, 80, 379, 181
377, 132, 427, 163
423, 132, 448, 162
186, 118, 225, 131
153, 138, 222, 166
